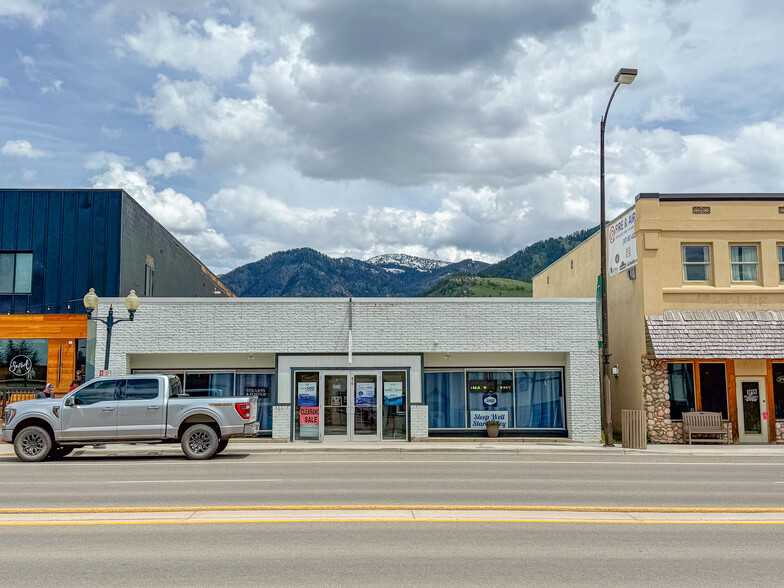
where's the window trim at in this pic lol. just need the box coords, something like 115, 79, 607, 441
729, 243, 760, 283
681, 244, 712, 283
778, 244, 784, 283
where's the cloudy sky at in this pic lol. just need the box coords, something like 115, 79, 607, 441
2, 1, 783, 273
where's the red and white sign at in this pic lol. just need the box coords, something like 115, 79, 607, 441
299, 407, 319, 425
99, 369, 112, 377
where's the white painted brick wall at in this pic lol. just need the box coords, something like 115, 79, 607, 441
410, 405, 429, 439
272, 405, 290, 440
94, 297, 599, 442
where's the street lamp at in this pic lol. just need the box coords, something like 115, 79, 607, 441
83, 288, 140, 372
600, 67, 637, 447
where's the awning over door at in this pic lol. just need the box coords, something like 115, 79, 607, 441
645, 310, 784, 359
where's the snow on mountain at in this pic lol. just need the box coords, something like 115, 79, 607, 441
365, 253, 451, 273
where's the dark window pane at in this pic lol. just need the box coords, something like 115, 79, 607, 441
772, 364, 784, 421
14, 253, 32, 293
123, 378, 160, 400
683, 246, 709, 263
424, 372, 465, 428
0, 254, 13, 292
698, 363, 728, 418
668, 363, 695, 419
515, 370, 564, 428
184, 372, 233, 397
683, 264, 708, 281
74, 380, 118, 405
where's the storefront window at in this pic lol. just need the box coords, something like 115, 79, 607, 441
184, 372, 234, 397
295, 372, 319, 440
773, 363, 784, 422
235, 373, 276, 431
0, 339, 48, 391
515, 370, 564, 428
382, 371, 406, 439
698, 363, 728, 418
668, 363, 695, 419
424, 371, 465, 428
467, 371, 513, 428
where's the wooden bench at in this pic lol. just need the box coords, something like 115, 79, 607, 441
682, 411, 731, 444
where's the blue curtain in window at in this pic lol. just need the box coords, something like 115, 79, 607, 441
235, 373, 276, 431
424, 372, 465, 428
515, 371, 563, 428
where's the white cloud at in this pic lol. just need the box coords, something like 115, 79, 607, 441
21, 168, 36, 181
643, 94, 696, 123
0, 0, 48, 27
40, 79, 62, 93
1, 140, 48, 158
86, 151, 233, 270
137, 75, 287, 164
100, 126, 123, 139
124, 13, 264, 79
0, 77, 8, 89
145, 152, 196, 177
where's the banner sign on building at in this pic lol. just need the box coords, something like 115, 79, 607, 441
608, 209, 637, 277
470, 411, 509, 428
383, 381, 403, 406
299, 406, 319, 425
297, 381, 317, 407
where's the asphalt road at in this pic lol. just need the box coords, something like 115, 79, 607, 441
2, 522, 783, 587
1, 450, 783, 509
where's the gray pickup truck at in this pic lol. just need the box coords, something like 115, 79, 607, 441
1, 374, 259, 462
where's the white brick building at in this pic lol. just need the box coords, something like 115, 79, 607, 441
89, 297, 600, 442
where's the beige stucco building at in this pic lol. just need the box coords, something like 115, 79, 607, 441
533, 193, 784, 444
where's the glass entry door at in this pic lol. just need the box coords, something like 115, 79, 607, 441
321, 371, 380, 441
736, 377, 768, 443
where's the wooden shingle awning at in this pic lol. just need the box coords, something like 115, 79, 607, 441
645, 310, 784, 359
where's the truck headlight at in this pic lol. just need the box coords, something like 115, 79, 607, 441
3, 408, 15, 424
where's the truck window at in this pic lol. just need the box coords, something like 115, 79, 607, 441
168, 375, 182, 397
74, 381, 119, 405
123, 379, 160, 401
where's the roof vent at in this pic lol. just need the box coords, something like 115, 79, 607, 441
692, 206, 711, 215
779, 206, 784, 214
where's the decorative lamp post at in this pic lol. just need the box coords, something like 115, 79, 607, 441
600, 67, 637, 447
83, 288, 140, 372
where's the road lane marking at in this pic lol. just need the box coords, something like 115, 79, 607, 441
1, 459, 782, 466
2, 519, 784, 527
3, 505, 784, 514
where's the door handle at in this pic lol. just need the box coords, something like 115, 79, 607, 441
102, 407, 115, 412
147, 406, 161, 410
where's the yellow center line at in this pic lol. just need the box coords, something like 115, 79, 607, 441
2, 505, 784, 514
1, 518, 783, 527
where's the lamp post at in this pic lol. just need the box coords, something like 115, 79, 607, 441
83, 288, 140, 372
600, 67, 637, 447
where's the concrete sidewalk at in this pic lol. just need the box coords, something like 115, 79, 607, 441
2, 439, 783, 457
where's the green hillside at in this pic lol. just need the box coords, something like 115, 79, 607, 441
421, 274, 532, 297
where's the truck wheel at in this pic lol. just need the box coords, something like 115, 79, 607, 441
14, 426, 52, 462
48, 446, 75, 460
181, 424, 219, 460
215, 439, 229, 455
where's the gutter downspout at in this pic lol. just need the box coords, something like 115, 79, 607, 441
348, 297, 353, 364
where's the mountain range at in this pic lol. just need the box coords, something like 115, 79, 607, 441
220, 226, 598, 297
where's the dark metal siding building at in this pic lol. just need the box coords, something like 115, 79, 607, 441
0, 189, 232, 315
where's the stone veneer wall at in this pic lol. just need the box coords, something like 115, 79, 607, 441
642, 356, 684, 444
776, 421, 784, 444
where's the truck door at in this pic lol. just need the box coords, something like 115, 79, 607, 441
116, 377, 165, 439
61, 379, 120, 440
